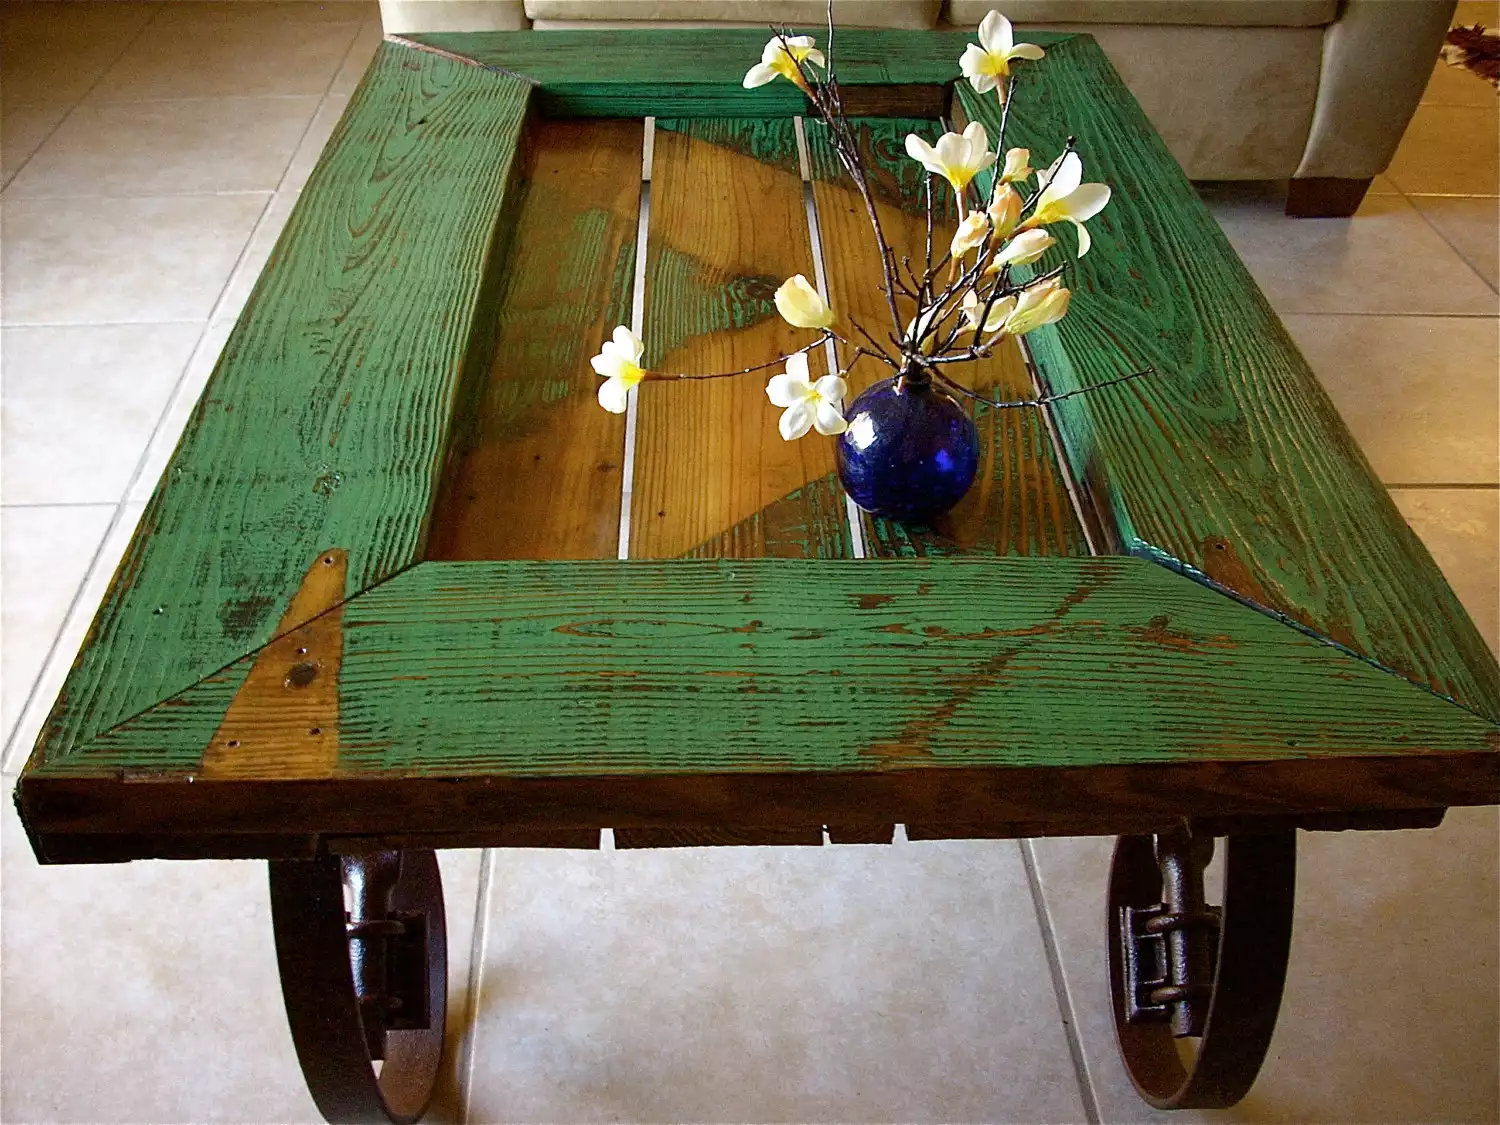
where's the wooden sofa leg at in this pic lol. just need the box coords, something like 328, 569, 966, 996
1285, 177, 1374, 218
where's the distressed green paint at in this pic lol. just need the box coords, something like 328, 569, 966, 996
681, 473, 855, 559
805, 116, 938, 213
30, 557, 1497, 783
656, 116, 802, 174
643, 244, 781, 369
956, 47, 1500, 720
30, 42, 534, 770
408, 29, 1077, 118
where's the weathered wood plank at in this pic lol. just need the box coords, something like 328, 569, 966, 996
29, 42, 535, 770
426, 117, 642, 561
36, 557, 1496, 787
615, 826, 824, 848
956, 45, 1500, 719
805, 117, 1088, 559
404, 29, 1076, 118
631, 118, 853, 559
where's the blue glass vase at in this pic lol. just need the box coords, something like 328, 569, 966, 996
836, 370, 980, 523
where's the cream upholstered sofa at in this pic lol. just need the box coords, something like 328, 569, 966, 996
376, 0, 1456, 216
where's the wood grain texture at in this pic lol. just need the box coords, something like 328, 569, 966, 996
404, 29, 1075, 118
33, 556, 1496, 784
202, 549, 346, 779
21, 753, 1496, 863
427, 117, 642, 561
29, 42, 535, 771
805, 117, 1088, 559
955, 44, 1500, 720
614, 826, 824, 848
631, 118, 852, 559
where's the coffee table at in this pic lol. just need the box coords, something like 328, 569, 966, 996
14, 27, 1497, 1125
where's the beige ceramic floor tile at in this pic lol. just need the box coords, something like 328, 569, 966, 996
1281, 314, 1499, 484
129, 320, 237, 503
1423, 58, 1500, 108
1411, 193, 1500, 289
1029, 807, 1499, 1124
1205, 191, 1499, 315
2, 324, 203, 505
93, 15, 361, 100
0, 101, 70, 187
281, 95, 353, 191
0, 1, 159, 105
213, 190, 302, 323
146, 0, 375, 24
1393, 487, 1500, 656
0, 505, 113, 753
1453, 0, 1500, 26
0, 792, 483, 1125
1386, 105, 1499, 197
465, 839, 1087, 1124
1, 502, 146, 773
330, 19, 386, 95
6, 95, 320, 198
1, 193, 268, 324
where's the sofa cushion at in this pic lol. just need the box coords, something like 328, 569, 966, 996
947, 0, 1338, 28
1019, 23, 1323, 179
379, 0, 528, 33
525, 1, 942, 29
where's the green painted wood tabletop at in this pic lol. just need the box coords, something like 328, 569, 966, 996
16, 30, 1496, 862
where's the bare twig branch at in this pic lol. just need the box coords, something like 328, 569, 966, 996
933, 364, 1159, 407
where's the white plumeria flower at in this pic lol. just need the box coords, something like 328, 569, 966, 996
961, 289, 1017, 334
743, 34, 824, 92
591, 324, 646, 414
905, 122, 996, 194
773, 274, 835, 329
1003, 277, 1072, 335
765, 352, 847, 440
987, 183, 1023, 240
950, 212, 990, 259
1001, 146, 1035, 183
960, 11, 1045, 98
905, 303, 945, 351
960, 277, 1071, 336
1023, 150, 1112, 256
989, 227, 1054, 269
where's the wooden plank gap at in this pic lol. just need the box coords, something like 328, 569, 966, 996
796, 114, 866, 560
617, 117, 654, 560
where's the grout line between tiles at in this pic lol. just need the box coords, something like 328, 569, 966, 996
458, 847, 498, 1125
1, 183, 278, 772
266, 17, 369, 199
0, 1, 166, 191
0, 500, 134, 509
1402, 193, 1500, 297
1020, 838, 1101, 1125
0, 501, 129, 771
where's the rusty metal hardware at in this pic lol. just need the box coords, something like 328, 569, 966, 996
270, 849, 447, 1125
1117, 830, 1221, 1037
1108, 828, 1296, 1110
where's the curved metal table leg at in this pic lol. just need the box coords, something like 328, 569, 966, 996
269, 849, 447, 1125
1108, 829, 1296, 1110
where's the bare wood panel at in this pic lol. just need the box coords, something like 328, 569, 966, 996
806, 118, 1088, 559
631, 118, 853, 559
201, 549, 346, 779
427, 117, 642, 560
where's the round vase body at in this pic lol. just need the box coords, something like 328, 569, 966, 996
835, 375, 980, 522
